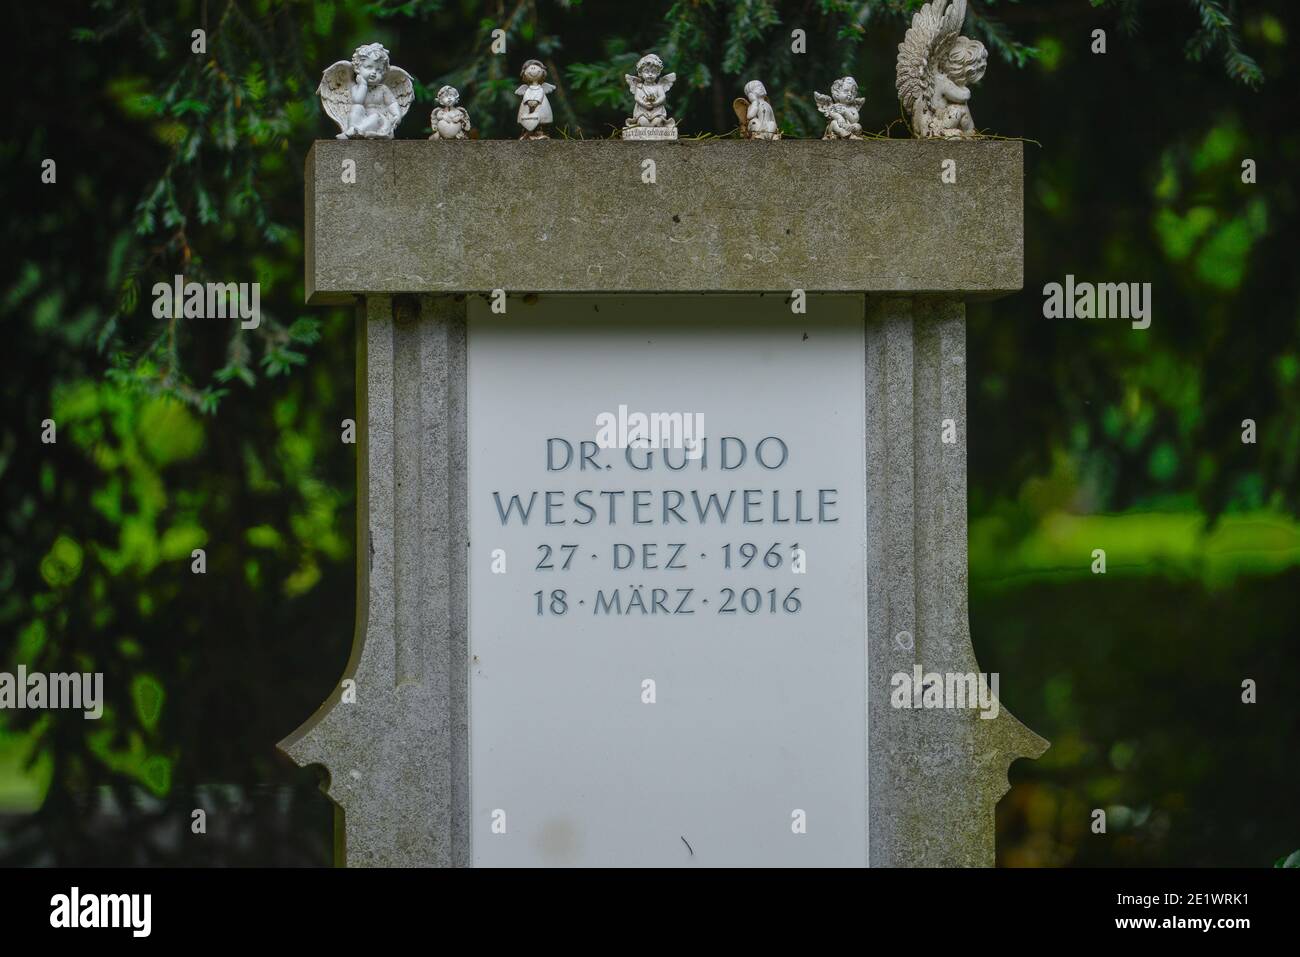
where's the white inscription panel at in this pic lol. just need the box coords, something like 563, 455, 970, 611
468, 296, 867, 866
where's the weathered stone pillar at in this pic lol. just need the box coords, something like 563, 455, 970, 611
866, 297, 1045, 866
281, 293, 470, 866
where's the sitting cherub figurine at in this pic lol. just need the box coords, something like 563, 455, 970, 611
896, 0, 988, 138
318, 43, 415, 140
429, 85, 471, 140
624, 53, 677, 131
814, 76, 865, 140
733, 80, 781, 140
515, 60, 556, 140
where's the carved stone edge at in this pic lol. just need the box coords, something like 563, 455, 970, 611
867, 296, 1048, 866
278, 294, 470, 867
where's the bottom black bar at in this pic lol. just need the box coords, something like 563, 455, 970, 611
0, 866, 1285, 941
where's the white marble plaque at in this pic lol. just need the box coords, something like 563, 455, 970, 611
467, 295, 867, 866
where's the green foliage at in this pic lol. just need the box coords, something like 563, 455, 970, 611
985, 572, 1300, 866
1186, 0, 1264, 88
49, 0, 378, 413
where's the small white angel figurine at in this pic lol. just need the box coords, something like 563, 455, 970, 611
515, 59, 556, 140
318, 43, 414, 139
814, 76, 865, 140
896, 0, 988, 138
624, 53, 677, 132
733, 80, 781, 140
429, 85, 471, 140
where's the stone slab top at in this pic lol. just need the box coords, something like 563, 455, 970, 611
306, 138, 1023, 304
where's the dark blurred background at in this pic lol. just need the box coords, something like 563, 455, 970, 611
1, 0, 1296, 866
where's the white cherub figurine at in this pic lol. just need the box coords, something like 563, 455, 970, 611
515, 59, 556, 140
814, 76, 865, 140
429, 85, 471, 140
733, 80, 781, 140
318, 43, 414, 139
896, 0, 988, 138
624, 53, 677, 129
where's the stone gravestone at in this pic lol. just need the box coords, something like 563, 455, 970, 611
281, 139, 1047, 867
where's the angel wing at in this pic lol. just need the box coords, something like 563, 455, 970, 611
624, 73, 639, 95
317, 61, 355, 133
895, 0, 966, 114
813, 91, 834, 117
660, 72, 676, 93
542, 82, 556, 94
732, 97, 749, 130
383, 66, 416, 121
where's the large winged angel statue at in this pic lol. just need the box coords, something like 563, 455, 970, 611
895, 0, 988, 139
319, 43, 415, 140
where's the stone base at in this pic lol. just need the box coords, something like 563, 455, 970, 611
622, 125, 678, 141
